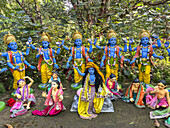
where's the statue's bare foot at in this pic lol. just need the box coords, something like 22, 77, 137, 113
154, 119, 160, 127
26, 105, 30, 110
156, 105, 160, 108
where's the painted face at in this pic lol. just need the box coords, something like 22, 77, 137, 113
110, 77, 116, 82
108, 37, 116, 45
52, 82, 58, 88
19, 80, 26, 88
158, 83, 166, 90
53, 73, 58, 78
133, 83, 140, 88
42, 41, 49, 48
141, 37, 149, 45
8, 42, 18, 50
74, 39, 82, 46
88, 67, 94, 75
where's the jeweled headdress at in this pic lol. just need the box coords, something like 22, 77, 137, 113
4, 32, 16, 44
107, 29, 117, 40
40, 32, 51, 42
139, 30, 150, 39
72, 30, 82, 40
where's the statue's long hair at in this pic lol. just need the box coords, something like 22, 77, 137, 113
82, 68, 103, 93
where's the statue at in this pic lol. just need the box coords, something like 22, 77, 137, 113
10, 76, 36, 117
32, 80, 65, 116
73, 62, 111, 119
0, 68, 7, 73
29, 32, 60, 88
94, 29, 129, 80
123, 78, 145, 108
146, 80, 170, 109
60, 30, 93, 89
1, 32, 36, 90
106, 73, 123, 100
130, 30, 164, 84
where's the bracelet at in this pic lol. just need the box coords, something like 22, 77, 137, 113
12, 67, 15, 69
54, 63, 57, 64
29, 65, 31, 67
67, 61, 69, 63
0, 69, 1, 72
7, 60, 10, 62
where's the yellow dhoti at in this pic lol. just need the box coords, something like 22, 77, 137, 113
138, 64, 151, 84
106, 64, 119, 80
73, 64, 85, 83
13, 70, 25, 89
41, 63, 53, 84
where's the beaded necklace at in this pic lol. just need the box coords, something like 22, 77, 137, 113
108, 46, 117, 66
140, 45, 150, 65
74, 46, 83, 67
42, 48, 53, 65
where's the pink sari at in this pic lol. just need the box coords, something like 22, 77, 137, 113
32, 87, 63, 116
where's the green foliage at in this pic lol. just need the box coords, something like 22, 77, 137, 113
0, 0, 169, 85
0, 83, 6, 93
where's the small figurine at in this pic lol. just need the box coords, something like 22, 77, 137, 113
29, 32, 60, 88
10, 76, 36, 117
32, 80, 64, 116
93, 30, 129, 80
106, 73, 123, 100
130, 30, 163, 85
73, 62, 111, 119
46, 71, 65, 92
1, 32, 36, 89
123, 78, 145, 108
60, 30, 93, 88
146, 80, 170, 109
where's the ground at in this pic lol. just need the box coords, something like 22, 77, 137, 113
0, 81, 168, 128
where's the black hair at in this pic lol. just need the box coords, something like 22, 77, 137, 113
52, 80, 60, 89
109, 73, 116, 79
82, 68, 103, 93
52, 71, 59, 75
159, 80, 166, 86
133, 78, 140, 83
7, 44, 11, 51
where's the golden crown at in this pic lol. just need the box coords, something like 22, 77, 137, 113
107, 29, 117, 40
4, 32, 16, 45
72, 30, 82, 41
40, 32, 51, 42
139, 30, 150, 39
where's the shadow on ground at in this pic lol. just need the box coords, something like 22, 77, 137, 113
0, 81, 168, 128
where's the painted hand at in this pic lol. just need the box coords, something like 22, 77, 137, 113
158, 56, 164, 60
73, 65, 78, 70
54, 64, 59, 69
66, 62, 69, 69
130, 60, 135, 65
124, 59, 130, 63
28, 37, 32, 43
93, 38, 98, 45
129, 38, 133, 44
87, 39, 92, 44
42, 92, 47, 98
56, 42, 60, 47
30, 65, 36, 69
88, 58, 93, 62
122, 38, 127, 43
164, 41, 169, 48
152, 34, 159, 39
100, 61, 104, 68
14, 65, 20, 70
0, 68, 7, 73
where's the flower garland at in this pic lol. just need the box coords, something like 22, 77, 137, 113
140, 46, 150, 65
11, 51, 25, 71
41, 48, 53, 65
74, 47, 83, 67
108, 46, 117, 66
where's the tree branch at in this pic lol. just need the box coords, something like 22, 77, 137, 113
16, 0, 35, 23
34, 0, 43, 24
142, 0, 169, 6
